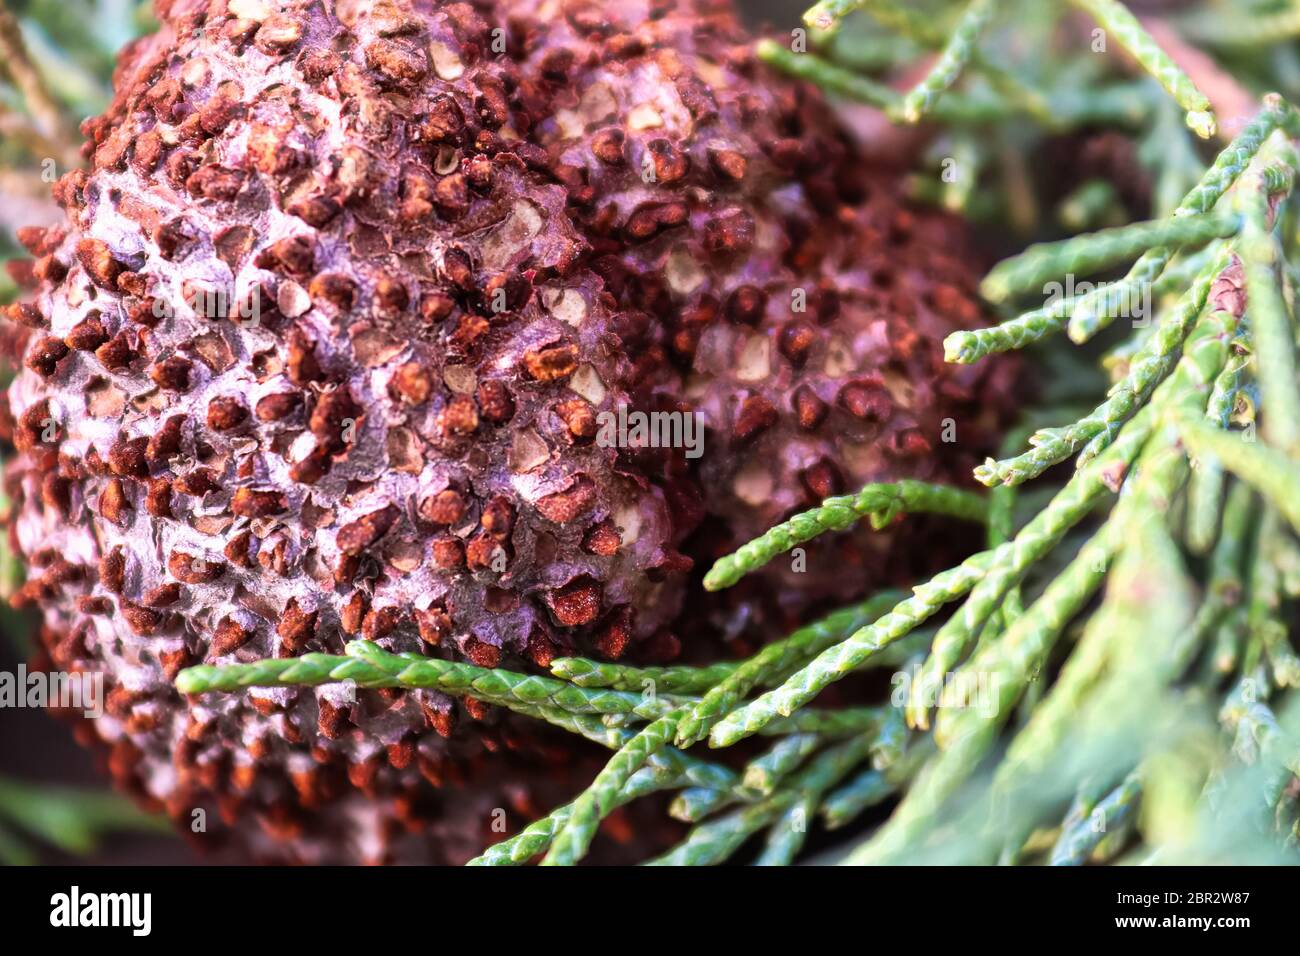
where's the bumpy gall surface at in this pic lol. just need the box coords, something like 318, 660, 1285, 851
2, 0, 1014, 862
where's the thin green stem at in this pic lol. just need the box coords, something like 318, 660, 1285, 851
994, 318, 1231, 824
708, 553, 995, 747
977, 249, 1228, 486
743, 733, 823, 795
1049, 771, 1142, 865
1186, 344, 1249, 554
947, 240, 1217, 364
820, 769, 894, 829
1249, 509, 1300, 689
549, 658, 736, 695
1193, 481, 1256, 659
806, 0, 949, 45
647, 735, 875, 866
857, 306, 1230, 862
1068, 102, 1287, 342
703, 480, 987, 591
757, 40, 1035, 125
1071, 0, 1215, 137
754, 795, 819, 865
909, 401, 1167, 730
542, 712, 684, 866
1175, 419, 1300, 534
673, 589, 905, 747
1237, 136, 1300, 455
897, 0, 1000, 124
980, 212, 1237, 305
861, 539, 1114, 863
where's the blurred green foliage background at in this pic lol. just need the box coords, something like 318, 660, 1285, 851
0, 0, 183, 863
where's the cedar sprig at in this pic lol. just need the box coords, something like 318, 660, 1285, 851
946, 99, 1284, 364
179, 640, 881, 740
701, 481, 987, 591
676, 727, 888, 830
742, 733, 824, 795
1175, 418, 1300, 534
907, 403, 1164, 732
542, 712, 686, 866
820, 770, 895, 830
673, 589, 907, 747
646, 734, 877, 866
180, 641, 697, 721
756, 40, 1149, 129
797, 0, 1214, 137
1185, 341, 1250, 554
160, 4, 1300, 866
870, 423, 1204, 863
706, 238, 1239, 863
1219, 677, 1300, 819
467, 764, 680, 866
974, 247, 1229, 487
548, 657, 736, 695
806, 0, 950, 46
1248, 510, 1300, 689
483, 8, 1300, 866
1068, 102, 1290, 343
896, 0, 1000, 123
468, 738, 744, 866
1190, 481, 1255, 656
973, 109, 1299, 487
1236, 135, 1300, 454
1049, 770, 1142, 866
1070, 0, 1215, 137
978, 212, 1238, 305
940, 282, 1236, 803
668, 786, 731, 824
707, 554, 995, 747
943, 250, 1204, 364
